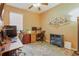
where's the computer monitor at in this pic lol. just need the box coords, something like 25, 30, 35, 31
3, 25, 17, 38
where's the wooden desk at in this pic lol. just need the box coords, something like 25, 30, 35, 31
0, 37, 23, 56
22, 32, 37, 43
31, 32, 36, 43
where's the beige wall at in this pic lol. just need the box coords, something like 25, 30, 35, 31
3, 5, 40, 32
2, 3, 79, 50
40, 3, 79, 50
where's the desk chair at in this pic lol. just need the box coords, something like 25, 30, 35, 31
36, 31, 45, 42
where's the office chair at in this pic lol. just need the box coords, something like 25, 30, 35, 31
36, 31, 45, 42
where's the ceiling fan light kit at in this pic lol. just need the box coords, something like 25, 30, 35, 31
28, 3, 48, 11
33, 3, 41, 7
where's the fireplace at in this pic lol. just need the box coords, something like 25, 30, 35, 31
50, 34, 64, 47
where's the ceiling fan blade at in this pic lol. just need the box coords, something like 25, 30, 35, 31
41, 3, 48, 5
28, 5, 33, 9
38, 7, 41, 11
0, 3, 5, 17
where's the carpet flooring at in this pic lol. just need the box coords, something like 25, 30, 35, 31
21, 42, 67, 56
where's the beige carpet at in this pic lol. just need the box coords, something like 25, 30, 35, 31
21, 42, 67, 56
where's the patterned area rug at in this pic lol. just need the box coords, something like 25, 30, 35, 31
21, 42, 67, 56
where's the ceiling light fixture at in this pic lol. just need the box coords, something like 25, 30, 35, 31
33, 3, 41, 7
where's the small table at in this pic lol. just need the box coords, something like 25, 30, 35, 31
0, 37, 23, 56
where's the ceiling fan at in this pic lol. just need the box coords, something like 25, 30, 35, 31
28, 3, 48, 11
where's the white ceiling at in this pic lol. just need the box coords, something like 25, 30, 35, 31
7, 3, 59, 13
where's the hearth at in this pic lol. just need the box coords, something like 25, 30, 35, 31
50, 34, 64, 47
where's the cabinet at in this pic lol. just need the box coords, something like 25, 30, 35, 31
22, 34, 31, 44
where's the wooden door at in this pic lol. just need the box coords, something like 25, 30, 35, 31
0, 3, 5, 17
77, 17, 79, 51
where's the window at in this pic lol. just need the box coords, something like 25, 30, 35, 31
9, 12, 23, 33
